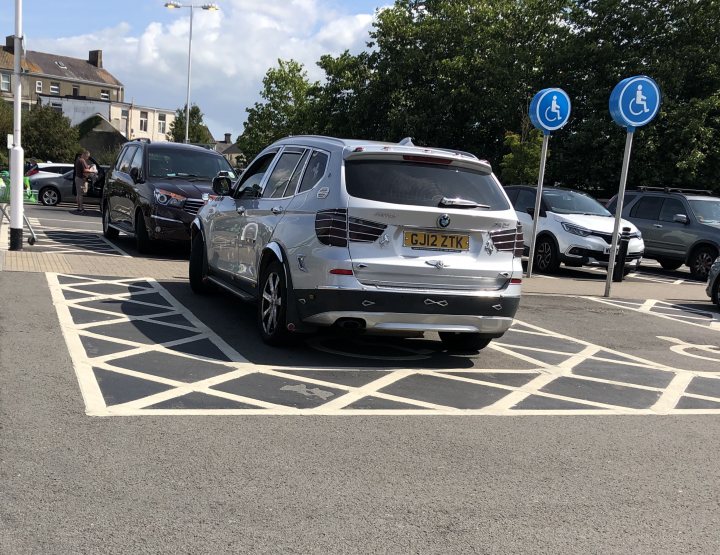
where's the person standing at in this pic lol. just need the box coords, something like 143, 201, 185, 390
73, 150, 95, 213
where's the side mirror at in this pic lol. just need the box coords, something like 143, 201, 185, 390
673, 214, 689, 224
212, 175, 232, 196
129, 167, 142, 183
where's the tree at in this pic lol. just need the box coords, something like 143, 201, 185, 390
500, 122, 546, 185
0, 100, 12, 168
167, 104, 214, 144
23, 105, 79, 162
237, 59, 315, 161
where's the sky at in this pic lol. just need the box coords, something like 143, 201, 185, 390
0, 0, 386, 140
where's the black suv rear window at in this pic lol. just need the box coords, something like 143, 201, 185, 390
344, 160, 509, 210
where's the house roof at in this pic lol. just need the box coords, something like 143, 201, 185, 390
217, 142, 242, 155
0, 48, 123, 87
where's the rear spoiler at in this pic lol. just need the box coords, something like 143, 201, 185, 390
343, 146, 492, 174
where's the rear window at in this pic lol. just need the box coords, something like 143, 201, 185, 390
344, 160, 509, 210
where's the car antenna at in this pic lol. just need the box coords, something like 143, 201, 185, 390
398, 137, 415, 146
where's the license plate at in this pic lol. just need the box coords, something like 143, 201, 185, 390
403, 231, 470, 250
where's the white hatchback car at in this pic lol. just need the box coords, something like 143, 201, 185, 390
190, 136, 525, 350
504, 185, 644, 273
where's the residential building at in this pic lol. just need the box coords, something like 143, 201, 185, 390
0, 36, 123, 107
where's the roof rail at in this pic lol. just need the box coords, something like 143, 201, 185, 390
637, 186, 713, 195
284, 135, 347, 145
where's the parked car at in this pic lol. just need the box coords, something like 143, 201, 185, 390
504, 185, 644, 274
190, 135, 524, 349
34, 159, 108, 206
101, 140, 236, 252
26, 162, 75, 181
707, 257, 720, 308
607, 187, 720, 280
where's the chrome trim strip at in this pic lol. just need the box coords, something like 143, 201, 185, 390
150, 215, 184, 223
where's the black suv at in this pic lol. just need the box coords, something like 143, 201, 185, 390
607, 187, 720, 280
101, 141, 235, 252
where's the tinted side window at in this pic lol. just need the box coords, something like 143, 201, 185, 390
235, 153, 277, 199
118, 147, 137, 174
129, 148, 144, 172
286, 150, 310, 196
607, 193, 637, 215
514, 189, 536, 214
263, 151, 303, 199
630, 196, 663, 219
298, 151, 329, 194
114, 147, 129, 171
659, 198, 686, 221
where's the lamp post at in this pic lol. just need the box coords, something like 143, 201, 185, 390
9, 0, 24, 250
164, 1, 218, 144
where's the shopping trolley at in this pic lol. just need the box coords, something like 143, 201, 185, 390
0, 173, 38, 245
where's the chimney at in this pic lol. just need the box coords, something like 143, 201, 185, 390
224, 133, 232, 144
5, 35, 14, 53
88, 50, 103, 68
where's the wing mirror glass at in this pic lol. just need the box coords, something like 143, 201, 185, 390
129, 167, 143, 184
212, 172, 233, 196
673, 214, 689, 224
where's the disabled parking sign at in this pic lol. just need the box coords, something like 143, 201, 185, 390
610, 75, 660, 130
529, 88, 571, 134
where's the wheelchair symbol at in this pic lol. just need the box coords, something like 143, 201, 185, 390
628, 85, 650, 116
544, 95, 562, 122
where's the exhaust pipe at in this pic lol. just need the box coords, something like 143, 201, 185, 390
335, 318, 366, 330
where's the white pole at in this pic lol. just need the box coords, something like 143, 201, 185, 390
9, 0, 24, 251
604, 131, 634, 297
184, 6, 193, 144
525, 133, 550, 277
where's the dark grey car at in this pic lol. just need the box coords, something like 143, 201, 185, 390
33, 160, 108, 207
609, 188, 720, 280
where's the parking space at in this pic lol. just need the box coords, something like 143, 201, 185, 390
47, 271, 720, 416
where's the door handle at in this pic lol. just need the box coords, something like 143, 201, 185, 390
271, 206, 284, 215
236, 206, 246, 215
653, 224, 663, 228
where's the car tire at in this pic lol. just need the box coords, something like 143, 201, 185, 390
39, 186, 60, 207
534, 236, 560, 274
102, 203, 119, 239
189, 232, 212, 294
134, 209, 151, 254
658, 258, 682, 271
258, 259, 292, 346
689, 246, 718, 281
713, 278, 720, 309
439, 332, 492, 352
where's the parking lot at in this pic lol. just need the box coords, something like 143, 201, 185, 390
4, 204, 717, 417
2, 204, 720, 554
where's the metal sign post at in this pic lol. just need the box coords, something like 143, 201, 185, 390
526, 88, 571, 277
9, 0, 24, 251
604, 75, 661, 297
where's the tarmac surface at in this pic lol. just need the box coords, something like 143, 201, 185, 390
1, 204, 719, 553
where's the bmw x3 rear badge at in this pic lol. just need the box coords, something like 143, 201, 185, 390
437, 214, 450, 228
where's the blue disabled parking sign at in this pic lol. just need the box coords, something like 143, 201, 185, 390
610, 75, 660, 130
529, 88, 571, 134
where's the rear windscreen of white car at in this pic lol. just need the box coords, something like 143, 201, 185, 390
344, 160, 509, 209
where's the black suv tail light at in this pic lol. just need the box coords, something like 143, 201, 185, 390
490, 223, 524, 257
315, 209, 388, 247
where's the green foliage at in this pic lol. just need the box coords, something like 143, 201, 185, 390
238, 0, 720, 195
237, 60, 315, 161
23, 105, 80, 162
168, 104, 214, 144
500, 125, 546, 185
0, 100, 12, 168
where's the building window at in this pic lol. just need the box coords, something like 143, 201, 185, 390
72, 86, 79, 97
50, 82, 60, 95
100, 89, 110, 100
50, 102, 62, 114
158, 114, 166, 134
121, 109, 129, 119
36, 81, 42, 93
0, 73, 9, 92
139, 111, 148, 132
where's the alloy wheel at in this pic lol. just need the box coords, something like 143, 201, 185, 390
261, 272, 282, 336
41, 188, 59, 206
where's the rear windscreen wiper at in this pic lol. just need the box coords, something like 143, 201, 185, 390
438, 197, 490, 209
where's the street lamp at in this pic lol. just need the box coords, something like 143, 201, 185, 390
164, 2, 219, 143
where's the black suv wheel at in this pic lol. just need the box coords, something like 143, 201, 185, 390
689, 246, 718, 281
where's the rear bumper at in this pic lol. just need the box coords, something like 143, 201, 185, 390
294, 288, 520, 335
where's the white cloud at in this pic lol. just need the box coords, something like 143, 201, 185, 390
27, 0, 378, 140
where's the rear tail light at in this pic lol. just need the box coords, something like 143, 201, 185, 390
315, 209, 387, 247
26, 168, 39, 176
490, 223, 524, 257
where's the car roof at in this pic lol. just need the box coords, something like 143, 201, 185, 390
128, 140, 223, 156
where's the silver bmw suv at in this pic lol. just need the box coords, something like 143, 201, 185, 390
189, 136, 524, 350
